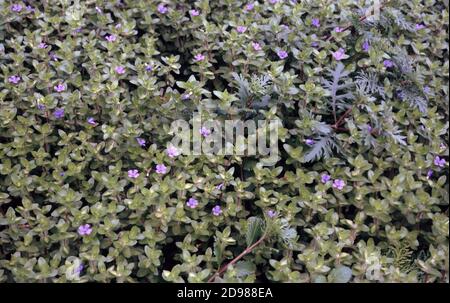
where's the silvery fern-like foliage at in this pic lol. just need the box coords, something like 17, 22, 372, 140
322, 63, 354, 119
392, 51, 414, 75
303, 135, 341, 163
392, 50, 426, 86
311, 120, 333, 135
359, 112, 380, 149
386, 8, 415, 31
231, 73, 272, 111
355, 71, 386, 99
381, 49, 428, 113
232, 72, 251, 104
382, 104, 408, 145
277, 218, 299, 250
387, 243, 416, 274
358, 6, 414, 32
250, 74, 272, 110
302, 119, 340, 163
386, 125, 407, 146
397, 85, 428, 113
250, 74, 272, 97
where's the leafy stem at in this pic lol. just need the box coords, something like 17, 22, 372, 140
207, 233, 267, 283
322, 1, 390, 44
332, 106, 353, 129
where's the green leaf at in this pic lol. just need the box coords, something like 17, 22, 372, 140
328, 266, 353, 283
234, 261, 256, 278
213, 236, 223, 265
245, 217, 264, 247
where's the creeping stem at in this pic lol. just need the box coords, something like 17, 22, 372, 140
207, 233, 267, 282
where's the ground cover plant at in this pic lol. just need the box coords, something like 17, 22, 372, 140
0, 0, 448, 283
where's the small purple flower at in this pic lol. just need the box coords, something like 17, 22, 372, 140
157, 3, 168, 14
269, 0, 279, 4
8, 75, 20, 84
277, 50, 288, 60
311, 18, 320, 28
244, 3, 255, 11
311, 41, 319, 48
186, 198, 198, 209
383, 59, 394, 68
115, 66, 125, 74
74, 264, 84, 275
335, 27, 344, 33
87, 117, 96, 125
216, 183, 224, 190
54, 83, 66, 92
200, 127, 211, 137
105, 34, 117, 42
53, 108, 65, 119
145, 64, 153, 71
60, 171, 65, 176
367, 125, 372, 133
332, 179, 345, 190
194, 53, 205, 62
38, 42, 48, 49
267, 210, 277, 218
237, 26, 247, 33
190, 9, 200, 16
136, 137, 146, 147
49, 52, 58, 61
11, 4, 23, 12
182, 92, 192, 100
426, 170, 433, 179
212, 205, 222, 216
77, 224, 92, 236
95, 6, 102, 14
26, 5, 34, 12
362, 41, 370, 52
423, 86, 431, 95
415, 23, 426, 30
321, 174, 331, 184
305, 138, 315, 146
332, 48, 346, 61
37, 104, 46, 111
252, 42, 262, 51
434, 156, 446, 168
281, 24, 290, 31
115, 23, 122, 29
155, 164, 167, 174
128, 169, 140, 179
166, 146, 180, 158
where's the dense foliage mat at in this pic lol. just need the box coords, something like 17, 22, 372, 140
0, 0, 448, 282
